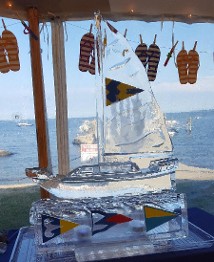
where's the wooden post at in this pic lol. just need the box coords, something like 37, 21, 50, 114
51, 20, 70, 176
27, 8, 50, 199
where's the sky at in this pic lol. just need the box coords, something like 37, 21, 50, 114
0, 18, 214, 120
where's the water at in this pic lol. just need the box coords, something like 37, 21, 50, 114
0, 118, 88, 184
0, 110, 214, 184
166, 110, 214, 169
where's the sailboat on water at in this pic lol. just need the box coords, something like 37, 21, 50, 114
186, 116, 192, 133
14, 114, 33, 127
26, 18, 178, 199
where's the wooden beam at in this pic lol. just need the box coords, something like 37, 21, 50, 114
51, 20, 70, 176
27, 7, 50, 199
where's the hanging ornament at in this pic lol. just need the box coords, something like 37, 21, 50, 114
78, 24, 95, 75
176, 41, 199, 85
135, 34, 148, 68
147, 34, 161, 81
1, 19, 20, 72
164, 40, 178, 67
188, 41, 199, 84
176, 41, 188, 84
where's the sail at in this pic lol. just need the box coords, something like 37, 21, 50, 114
96, 21, 172, 159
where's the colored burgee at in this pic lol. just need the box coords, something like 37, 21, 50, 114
91, 210, 133, 235
105, 78, 143, 106
144, 206, 180, 231
42, 214, 79, 243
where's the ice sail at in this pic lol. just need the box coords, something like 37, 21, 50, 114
96, 21, 172, 164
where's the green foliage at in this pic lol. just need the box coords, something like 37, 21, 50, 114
176, 180, 214, 215
0, 186, 40, 230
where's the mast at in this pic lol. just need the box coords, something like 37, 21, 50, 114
95, 12, 105, 164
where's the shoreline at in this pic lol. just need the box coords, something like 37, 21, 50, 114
0, 183, 36, 189
0, 163, 213, 190
176, 163, 214, 181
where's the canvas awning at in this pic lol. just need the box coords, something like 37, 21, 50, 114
1, 0, 214, 23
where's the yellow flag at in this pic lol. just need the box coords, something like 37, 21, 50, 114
105, 78, 143, 106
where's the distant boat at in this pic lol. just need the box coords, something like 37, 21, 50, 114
14, 114, 33, 127
16, 122, 33, 127
186, 117, 192, 133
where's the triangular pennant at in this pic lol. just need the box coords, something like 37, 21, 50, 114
144, 206, 180, 231
91, 210, 133, 235
60, 219, 79, 234
105, 78, 144, 106
42, 214, 79, 243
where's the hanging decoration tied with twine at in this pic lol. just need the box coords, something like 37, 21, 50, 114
164, 40, 179, 66
0, 19, 20, 73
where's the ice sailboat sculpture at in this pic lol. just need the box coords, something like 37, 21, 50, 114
26, 19, 177, 198
26, 17, 188, 255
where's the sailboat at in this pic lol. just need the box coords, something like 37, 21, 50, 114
1, 1, 212, 259
186, 117, 192, 133
26, 18, 178, 199
17, 122, 33, 127
14, 114, 33, 127
24, 15, 189, 254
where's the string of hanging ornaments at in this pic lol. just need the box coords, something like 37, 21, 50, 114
0, 14, 201, 85
77, 23, 200, 84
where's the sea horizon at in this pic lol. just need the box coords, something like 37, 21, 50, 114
0, 108, 214, 122
0, 108, 214, 185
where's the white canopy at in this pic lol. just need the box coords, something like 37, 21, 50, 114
1, 0, 214, 23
